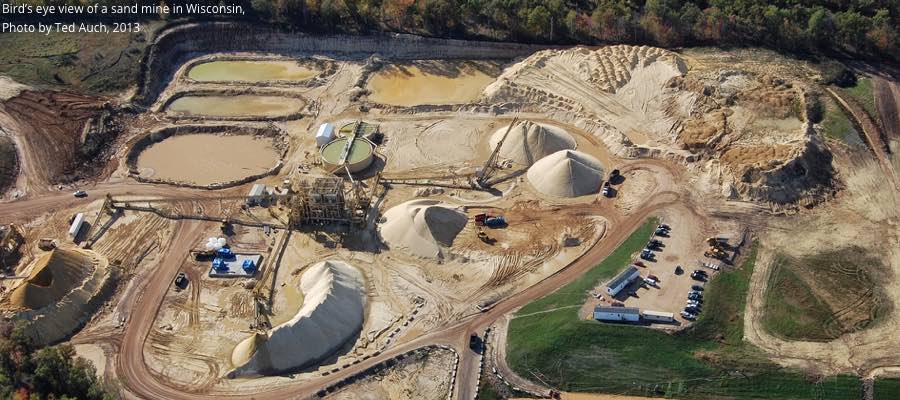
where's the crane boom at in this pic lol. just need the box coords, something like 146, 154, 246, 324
476, 117, 518, 187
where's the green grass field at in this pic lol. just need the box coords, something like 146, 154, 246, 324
821, 98, 865, 147
843, 76, 878, 119
763, 258, 837, 341
876, 378, 900, 398
762, 248, 890, 341
507, 227, 861, 399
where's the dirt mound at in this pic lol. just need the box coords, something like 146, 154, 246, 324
526, 150, 605, 198
379, 199, 468, 259
4, 249, 92, 311
489, 121, 576, 165
229, 260, 365, 377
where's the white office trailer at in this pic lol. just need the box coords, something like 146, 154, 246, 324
594, 306, 640, 322
68, 213, 85, 241
641, 310, 675, 322
606, 265, 640, 296
315, 123, 335, 148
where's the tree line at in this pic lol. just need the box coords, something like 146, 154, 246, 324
0, 324, 112, 400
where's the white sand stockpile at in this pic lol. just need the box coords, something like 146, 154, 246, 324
489, 121, 576, 165
0, 248, 117, 345
527, 150, 605, 198
230, 260, 365, 377
379, 199, 467, 259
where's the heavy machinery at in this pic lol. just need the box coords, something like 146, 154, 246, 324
705, 237, 729, 250
704, 247, 728, 259
474, 213, 507, 228
474, 117, 518, 188
476, 228, 496, 245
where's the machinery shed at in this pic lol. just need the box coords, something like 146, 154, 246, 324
641, 310, 675, 322
594, 306, 640, 322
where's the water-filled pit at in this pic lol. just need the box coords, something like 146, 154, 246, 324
187, 60, 320, 82
365, 61, 501, 106
166, 95, 305, 118
136, 134, 279, 185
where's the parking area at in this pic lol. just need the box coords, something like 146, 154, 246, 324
586, 208, 739, 327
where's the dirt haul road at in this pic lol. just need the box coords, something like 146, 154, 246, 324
109, 185, 682, 400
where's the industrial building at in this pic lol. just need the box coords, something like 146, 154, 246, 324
315, 122, 335, 148
247, 184, 269, 206
68, 213, 85, 241
641, 310, 675, 323
606, 265, 640, 296
594, 306, 640, 322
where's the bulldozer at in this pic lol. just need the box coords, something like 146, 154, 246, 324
476, 228, 496, 245
704, 246, 728, 260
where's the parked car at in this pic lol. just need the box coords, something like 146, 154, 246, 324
634, 261, 646, 268
658, 223, 671, 231
691, 285, 704, 291
643, 278, 658, 286
688, 293, 703, 301
675, 265, 684, 274
680, 311, 696, 320
684, 306, 701, 314
655, 228, 668, 236
640, 249, 654, 260
688, 290, 702, 296
73, 190, 87, 198
648, 274, 660, 281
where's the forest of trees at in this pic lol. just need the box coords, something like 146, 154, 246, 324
238, 0, 898, 60
0, 325, 111, 400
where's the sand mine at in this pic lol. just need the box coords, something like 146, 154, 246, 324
3, 20, 894, 400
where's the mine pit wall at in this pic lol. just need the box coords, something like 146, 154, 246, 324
731, 90, 838, 208
10, 254, 118, 346
125, 124, 286, 189
135, 22, 551, 107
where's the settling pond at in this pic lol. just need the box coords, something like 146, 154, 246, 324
136, 134, 279, 185
187, 60, 319, 82
166, 95, 305, 118
366, 61, 501, 107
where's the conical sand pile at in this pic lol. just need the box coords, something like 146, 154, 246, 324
5, 249, 92, 311
379, 199, 468, 259
526, 150, 605, 198
230, 260, 365, 377
489, 121, 576, 165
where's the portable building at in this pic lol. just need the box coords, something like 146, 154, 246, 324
68, 213, 85, 241
315, 123, 335, 148
641, 310, 675, 322
606, 265, 640, 296
594, 306, 640, 322
247, 184, 267, 206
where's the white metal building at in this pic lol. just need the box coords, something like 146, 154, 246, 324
641, 310, 675, 322
594, 306, 640, 322
315, 123, 335, 148
247, 184, 267, 206
68, 213, 85, 241
606, 265, 640, 296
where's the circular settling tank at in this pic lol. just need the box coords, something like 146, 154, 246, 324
320, 137, 375, 173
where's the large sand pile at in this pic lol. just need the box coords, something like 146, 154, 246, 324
4, 249, 92, 310
230, 260, 366, 377
379, 199, 468, 259
1, 248, 116, 345
489, 121, 576, 165
526, 150, 605, 198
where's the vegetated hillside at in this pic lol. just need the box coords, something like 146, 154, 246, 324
0, 135, 16, 195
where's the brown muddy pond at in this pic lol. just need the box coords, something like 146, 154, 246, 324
136, 134, 278, 185
166, 95, 305, 118
187, 60, 319, 82
366, 61, 501, 107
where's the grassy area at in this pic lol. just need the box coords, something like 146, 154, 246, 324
875, 378, 900, 398
763, 258, 836, 341
516, 218, 658, 315
820, 98, 865, 147
842, 76, 878, 119
477, 383, 502, 400
507, 234, 861, 399
0, 28, 153, 94
762, 248, 891, 341
0, 136, 17, 194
